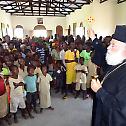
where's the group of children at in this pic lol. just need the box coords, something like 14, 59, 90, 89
0, 37, 97, 125
0, 57, 54, 125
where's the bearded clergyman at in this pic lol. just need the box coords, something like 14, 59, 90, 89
90, 25, 126, 126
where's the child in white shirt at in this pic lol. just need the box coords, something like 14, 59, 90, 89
74, 57, 88, 99
9, 65, 27, 123
38, 65, 54, 113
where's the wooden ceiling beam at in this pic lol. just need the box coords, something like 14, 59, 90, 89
10, 10, 71, 13
7, 9, 72, 13
85, 0, 92, 4
29, 1, 33, 14
3, 6, 74, 11
39, 0, 41, 15
2, 1, 16, 7
13, 14, 66, 17
0, 0, 90, 16
20, 2, 24, 13
100, 0, 108, 3
51, 1, 69, 14
11, 1, 38, 13
12, 11, 66, 14
117, 0, 126, 4
67, 0, 81, 8
0, 2, 87, 9
31, 1, 88, 4
48, 2, 69, 14
53, 0, 75, 11
5, 1, 27, 12
42, 2, 66, 16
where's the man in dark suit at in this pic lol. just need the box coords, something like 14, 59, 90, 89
90, 25, 126, 126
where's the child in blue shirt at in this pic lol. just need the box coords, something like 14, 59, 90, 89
24, 65, 38, 114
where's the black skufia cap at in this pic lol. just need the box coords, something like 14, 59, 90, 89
112, 25, 126, 43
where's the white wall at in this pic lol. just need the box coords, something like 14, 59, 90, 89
0, 8, 13, 38
66, 0, 126, 38
1, 0, 126, 39
66, 5, 91, 36
90, 0, 116, 37
11, 16, 66, 37
115, 2, 126, 25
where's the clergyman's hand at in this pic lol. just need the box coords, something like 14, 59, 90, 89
91, 79, 102, 93
87, 29, 95, 39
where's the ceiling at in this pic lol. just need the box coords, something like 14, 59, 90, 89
0, 0, 92, 17
0, 0, 125, 17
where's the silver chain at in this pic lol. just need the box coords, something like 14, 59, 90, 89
101, 61, 126, 84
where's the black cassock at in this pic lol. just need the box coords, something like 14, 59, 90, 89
92, 61, 126, 126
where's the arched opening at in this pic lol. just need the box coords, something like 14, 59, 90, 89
1, 23, 6, 37
33, 25, 47, 38
56, 25, 63, 37
14, 25, 24, 39
76, 22, 84, 38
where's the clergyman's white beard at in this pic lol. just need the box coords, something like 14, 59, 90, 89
106, 51, 125, 66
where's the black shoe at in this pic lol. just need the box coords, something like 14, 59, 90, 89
29, 114, 34, 119
21, 110, 28, 119
74, 95, 78, 99
14, 113, 18, 123
83, 96, 87, 100
63, 94, 67, 99
34, 108, 39, 114
40, 108, 43, 113
83, 90, 88, 100
74, 91, 80, 99
0, 119, 5, 126
23, 114, 28, 119
14, 117, 18, 123
5, 117, 12, 125
47, 106, 54, 110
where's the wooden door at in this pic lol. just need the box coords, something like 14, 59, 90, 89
47, 30, 52, 38
56, 25, 63, 36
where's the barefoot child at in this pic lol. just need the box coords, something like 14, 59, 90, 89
38, 65, 54, 113
9, 65, 27, 123
74, 57, 88, 99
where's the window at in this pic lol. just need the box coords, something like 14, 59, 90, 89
14, 25, 23, 39
76, 27, 85, 38
33, 25, 47, 38
1, 23, 6, 37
